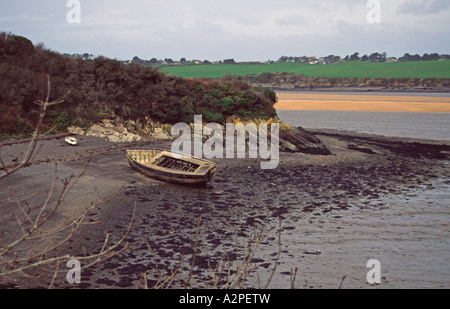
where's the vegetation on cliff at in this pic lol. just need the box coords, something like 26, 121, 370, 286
0, 33, 277, 138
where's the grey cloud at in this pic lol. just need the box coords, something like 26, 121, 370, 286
275, 14, 308, 26
397, 0, 450, 15
0, 0, 448, 61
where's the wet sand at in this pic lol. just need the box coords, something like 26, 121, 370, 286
0, 131, 449, 289
275, 93, 450, 113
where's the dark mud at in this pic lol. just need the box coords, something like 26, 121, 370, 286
1, 132, 449, 289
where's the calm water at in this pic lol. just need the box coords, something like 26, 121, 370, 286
277, 110, 450, 141
276, 94, 450, 288
277, 94, 450, 288
276, 91, 450, 141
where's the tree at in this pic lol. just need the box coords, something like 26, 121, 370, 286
4, 34, 35, 58
132, 56, 143, 64
368, 52, 387, 62
324, 55, 341, 63
399, 53, 421, 62
82, 53, 94, 60
349, 52, 360, 61
223, 58, 236, 64
422, 53, 439, 61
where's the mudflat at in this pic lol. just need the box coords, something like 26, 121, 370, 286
0, 131, 449, 289
275, 92, 450, 113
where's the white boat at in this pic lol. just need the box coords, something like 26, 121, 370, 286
65, 136, 78, 146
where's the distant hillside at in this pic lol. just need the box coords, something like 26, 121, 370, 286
0, 33, 277, 138
161, 60, 450, 79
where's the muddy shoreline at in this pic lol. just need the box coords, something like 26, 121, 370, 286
1, 130, 449, 289
254, 83, 450, 93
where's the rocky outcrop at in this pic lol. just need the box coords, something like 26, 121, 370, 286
68, 121, 142, 143
279, 125, 332, 155
67, 118, 331, 155
86, 122, 142, 143
67, 119, 174, 143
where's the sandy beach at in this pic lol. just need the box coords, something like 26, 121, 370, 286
1, 129, 449, 289
275, 92, 450, 113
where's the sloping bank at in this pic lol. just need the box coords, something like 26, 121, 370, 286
1, 34, 329, 155
68, 117, 332, 156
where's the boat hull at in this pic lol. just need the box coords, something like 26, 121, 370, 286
65, 136, 78, 146
126, 149, 216, 185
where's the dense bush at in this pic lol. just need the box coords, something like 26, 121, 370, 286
0, 33, 277, 137
0, 105, 35, 137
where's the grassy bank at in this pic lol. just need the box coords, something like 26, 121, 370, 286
161, 60, 450, 79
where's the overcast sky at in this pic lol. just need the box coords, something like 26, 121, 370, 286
1, 0, 449, 61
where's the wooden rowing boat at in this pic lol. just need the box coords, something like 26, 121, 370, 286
126, 149, 216, 185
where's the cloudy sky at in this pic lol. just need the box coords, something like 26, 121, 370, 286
1, 0, 449, 61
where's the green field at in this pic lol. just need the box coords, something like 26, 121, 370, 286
161, 60, 450, 79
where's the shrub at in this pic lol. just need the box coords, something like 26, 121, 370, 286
219, 97, 235, 112
0, 105, 35, 137
44, 111, 70, 131
202, 111, 224, 123
0, 33, 279, 130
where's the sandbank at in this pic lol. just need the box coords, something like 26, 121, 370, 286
275, 93, 450, 113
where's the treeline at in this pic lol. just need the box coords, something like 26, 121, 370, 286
398, 53, 446, 62
0, 33, 277, 137
278, 52, 450, 65
86, 52, 449, 69
130, 56, 236, 66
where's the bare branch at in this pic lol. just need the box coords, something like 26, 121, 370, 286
0, 75, 70, 180
0, 75, 133, 286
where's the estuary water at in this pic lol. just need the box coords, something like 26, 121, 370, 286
272, 92, 450, 288
277, 110, 450, 142
276, 91, 450, 141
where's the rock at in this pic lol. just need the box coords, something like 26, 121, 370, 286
106, 134, 121, 143
124, 132, 142, 143
67, 126, 85, 135
281, 140, 298, 152
279, 125, 331, 155
347, 144, 376, 154
87, 123, 113, 136
151, 127, 171, 140
107, 132, 141, 143
85, 122, 142, 143
303, 249, 321, 255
